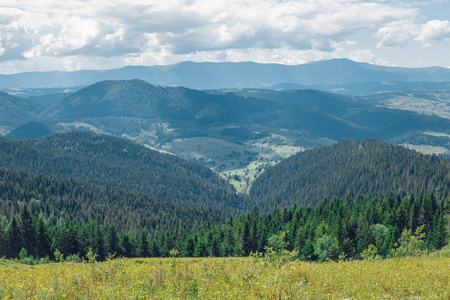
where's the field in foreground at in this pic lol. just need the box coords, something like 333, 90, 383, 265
0, 257, 449, 299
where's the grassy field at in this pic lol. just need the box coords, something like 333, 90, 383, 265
0, 257, 448, 299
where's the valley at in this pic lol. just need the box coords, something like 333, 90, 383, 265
3, 73, 450, 191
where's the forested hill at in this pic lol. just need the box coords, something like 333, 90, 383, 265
0, 166, 224, 233
40, 79, 278, 124
250, 140, 450, 211
0, 131, 244, 213
0, 91, 44, 127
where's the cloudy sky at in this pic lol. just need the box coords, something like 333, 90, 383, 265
1, 0, 450, 74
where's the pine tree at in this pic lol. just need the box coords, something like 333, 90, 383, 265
5, 215, 22, 258
90, 216, 106, 261
184, 236, 195, 257
194, 237, 207, 257
106, 225, 121, 257
150, 238, 160, 257
138, 229, 150, 257
241, 218, 251, 256
35, 215, 51, 258
119, 232, 135, 258
0, 218, 6, 257
19, 205, 36, 256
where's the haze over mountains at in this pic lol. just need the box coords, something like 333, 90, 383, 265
2, 59, 450, 94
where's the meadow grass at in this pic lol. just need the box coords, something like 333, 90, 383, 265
0, 256, 448, 299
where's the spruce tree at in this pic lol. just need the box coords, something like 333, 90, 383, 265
106, 225, 121, 257
35, 215, 51, 258
5, 215, 22, 258
19, 205, 36, 256
138, 229, 150, 257
119, 232, 135, 258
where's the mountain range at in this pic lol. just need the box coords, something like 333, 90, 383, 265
2, 79, 450, 188
2, 59, 450, 92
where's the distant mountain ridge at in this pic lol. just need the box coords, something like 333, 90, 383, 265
2, 59, 450, 90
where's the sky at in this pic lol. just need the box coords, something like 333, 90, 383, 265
0, 0, 450, 74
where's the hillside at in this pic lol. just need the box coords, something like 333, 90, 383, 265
6, 121, 54, 140
249, 140, 450, 211
269, 81, 450, 96
0, 131, 243, 213
0, 92, 43, 129
37, 80, 369, 170
2, 59, 450, 90
209, 87, 450, 143
3, 80, 450, 191
360, 91, 450, 120
0, 166, 223, 232
41, 79, 279, 125
39, 80, 450, 164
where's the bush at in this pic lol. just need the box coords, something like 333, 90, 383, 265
314, 234, 340, 261
66, 254, 82, 263
360, 244, 379, 261
428, 244, 450, 258
250, 231, 298, 267
390, 225, 426, 258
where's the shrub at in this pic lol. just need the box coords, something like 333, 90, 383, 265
361, 244, 379, 260
390, 225, 426, 258
250, 231, 298, 267
314, 234, 340, 261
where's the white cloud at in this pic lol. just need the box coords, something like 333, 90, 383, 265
375, 19, 450, 49
0, 0, 447, 72
416, 20, 450, 42
375, 22, 417, 48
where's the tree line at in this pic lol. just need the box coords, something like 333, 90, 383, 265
1, 193, 448, 262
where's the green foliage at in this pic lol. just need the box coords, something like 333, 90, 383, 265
267, 231, 289, 252
314, 234, 340, 261
19, 248, 28, 261
85, 247, 98, 263
391, 225, 427, 258
66, 254, 82, 263
0, 193, 448, 262
360, 244, 379, 261
53, 249, 64, 262
251, 231, 298, 267
370, 224, 389, 250
429, 244, 450, 258
0, 166, 225, 234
